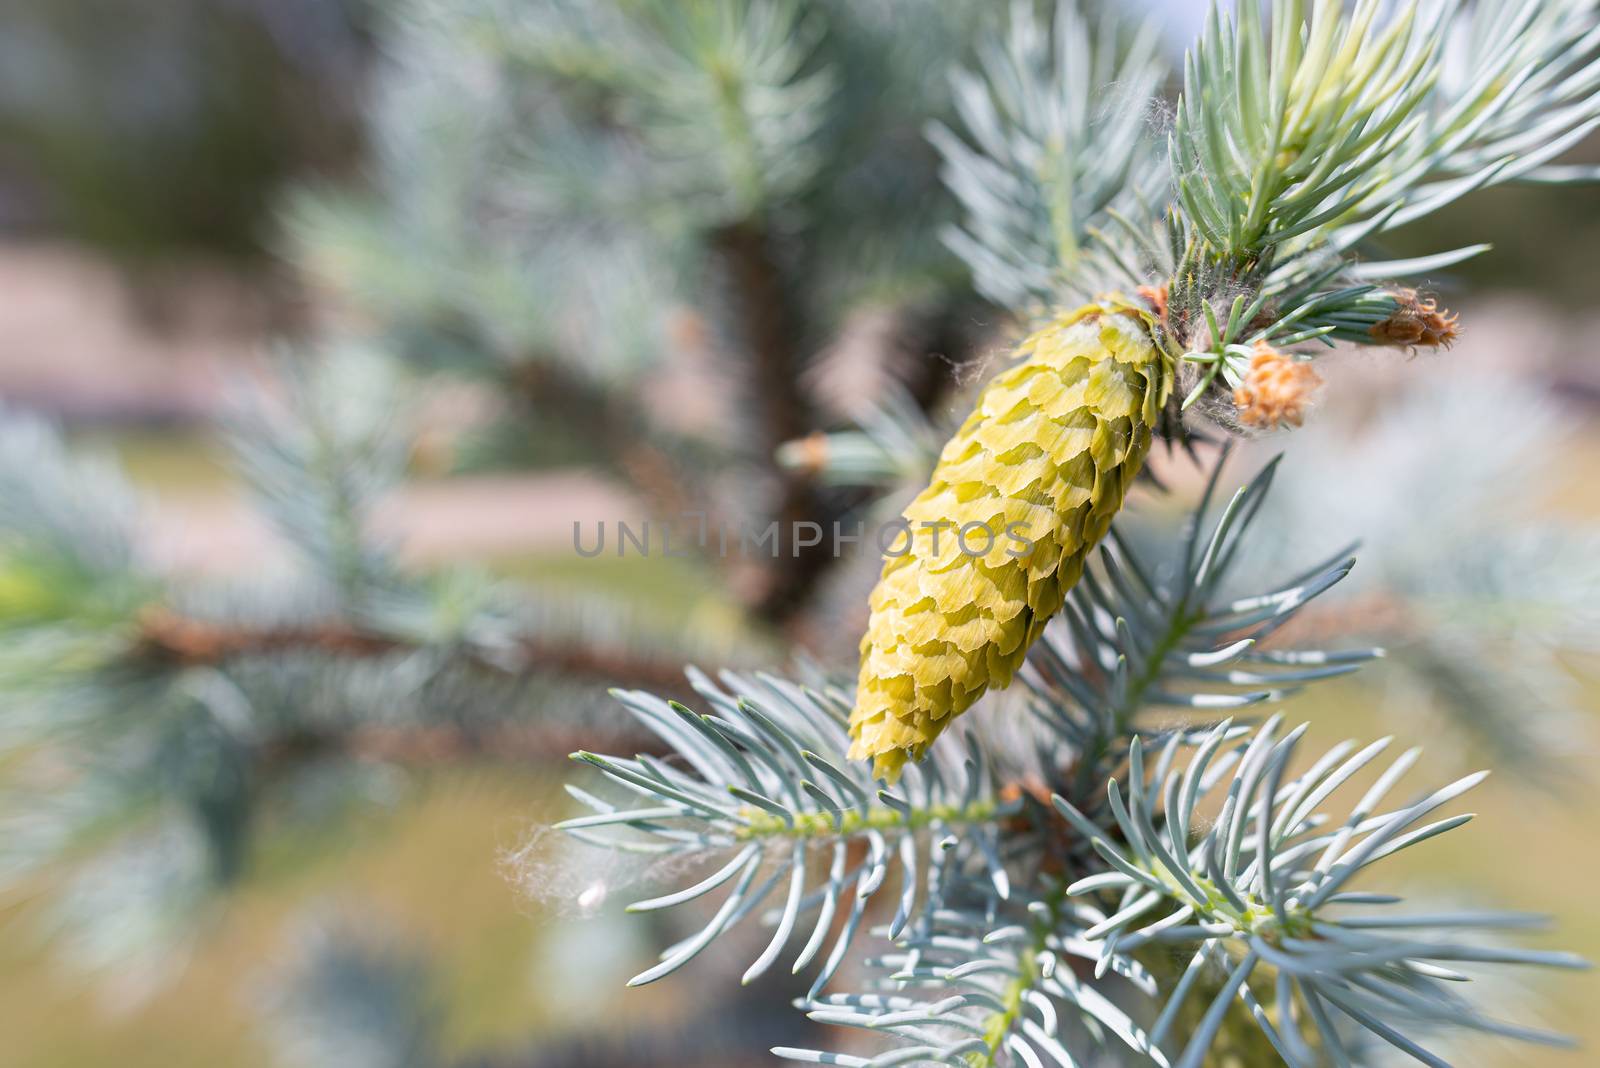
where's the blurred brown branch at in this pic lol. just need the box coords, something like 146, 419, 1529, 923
135, 606, 691, 694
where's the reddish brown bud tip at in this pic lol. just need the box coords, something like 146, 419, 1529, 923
778, 431, 831, 475
1136, 283, 1170, 327
1369, 288, 1460, 350
1233, 342, 1323, 429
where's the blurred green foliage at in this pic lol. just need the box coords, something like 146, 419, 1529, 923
0, 0, 366, 262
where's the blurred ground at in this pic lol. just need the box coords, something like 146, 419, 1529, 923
0, 243, 264, 421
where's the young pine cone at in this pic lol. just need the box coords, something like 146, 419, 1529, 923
850, 302, 1172, 781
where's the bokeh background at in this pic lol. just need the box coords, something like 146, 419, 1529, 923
1, 1, 1598, 1065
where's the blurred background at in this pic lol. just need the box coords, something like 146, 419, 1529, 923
0, 1, 1597, 1065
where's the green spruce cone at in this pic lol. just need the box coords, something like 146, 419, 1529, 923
850, 300, 1172, 781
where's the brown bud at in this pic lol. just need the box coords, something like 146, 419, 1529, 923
665, 306, 713, 354
1233, 342, 1323, 429
999, 776, 1055, 808
1369, 288, 1460, 350
777, 431, 830, 475
1136, 283, 1169, 327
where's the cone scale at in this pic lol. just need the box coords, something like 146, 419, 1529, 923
849, 300, 1173, 781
